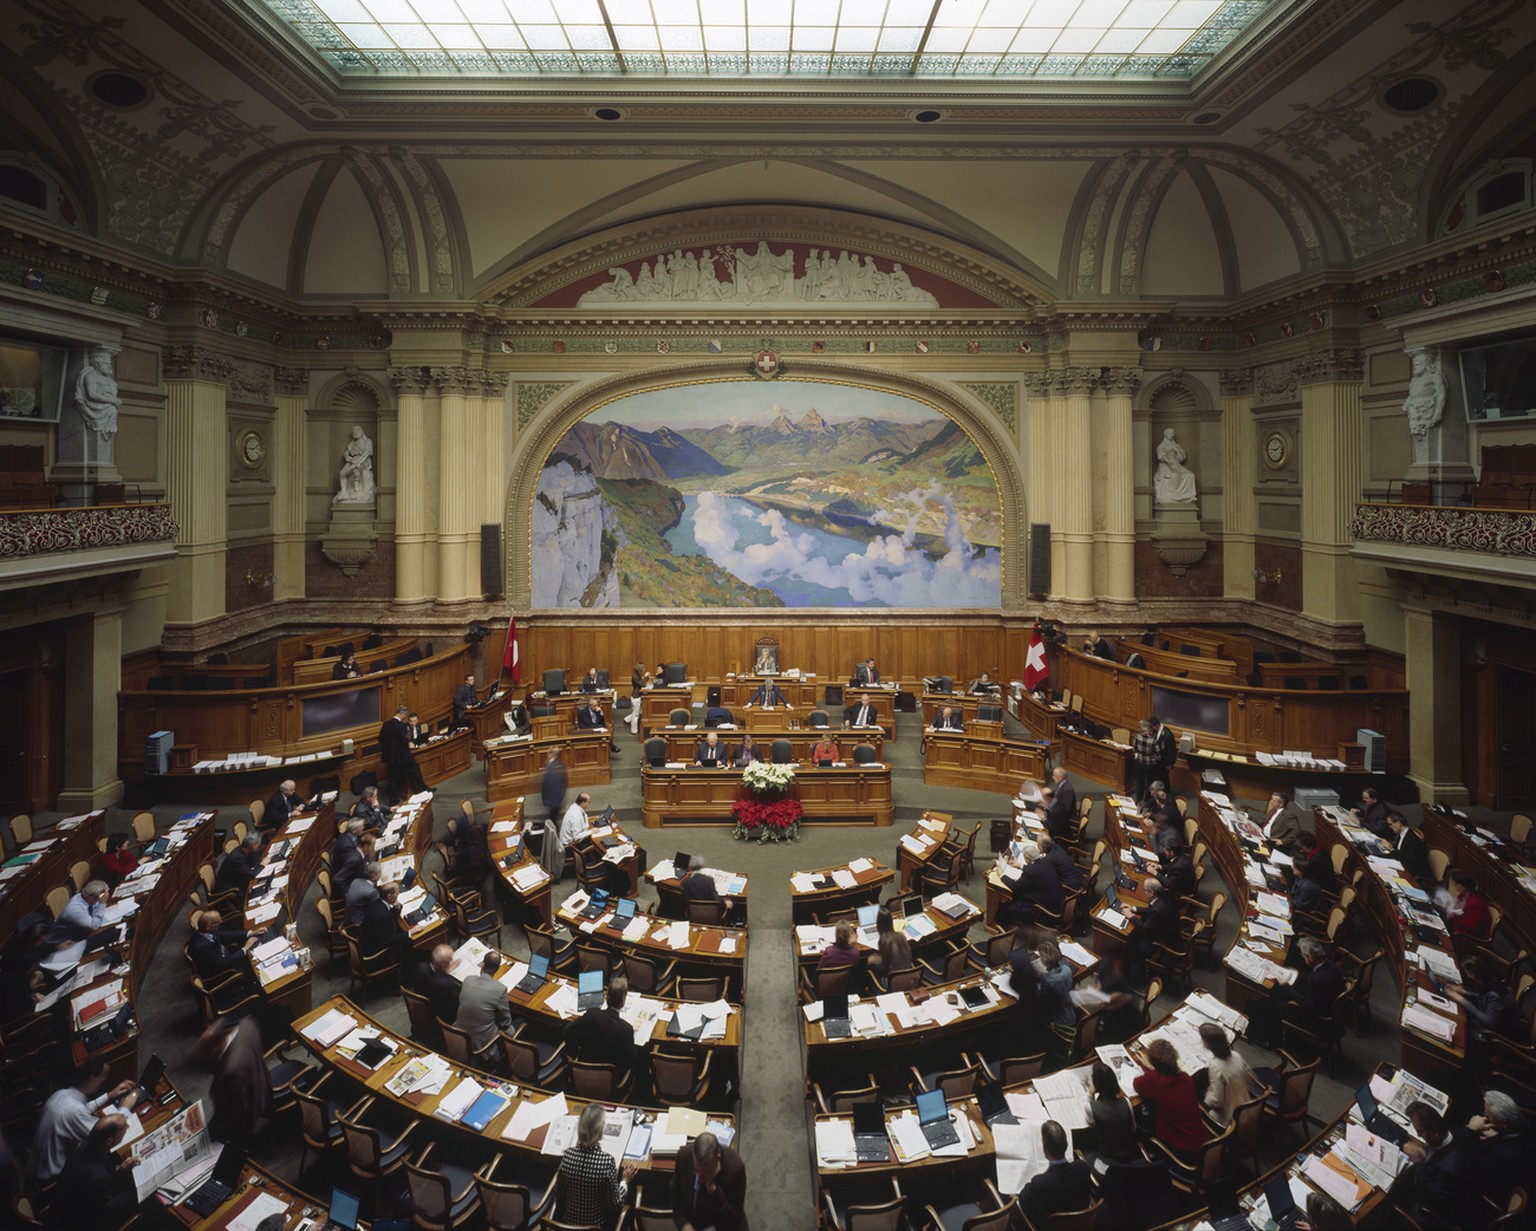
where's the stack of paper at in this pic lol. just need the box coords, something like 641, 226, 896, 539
301, 1007, 356, 1047
993, 1121, 1050, 1194
816, 1118, 858, 1165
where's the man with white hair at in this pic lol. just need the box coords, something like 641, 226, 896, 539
1456, 1089, 1533, 1205
416, 943, 460, 1024
265, 778, 300, 828
47, 880, 111, 945
1002, 840, 1063, 929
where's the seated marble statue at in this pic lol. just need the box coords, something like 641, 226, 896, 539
1153, 428, 1197, 505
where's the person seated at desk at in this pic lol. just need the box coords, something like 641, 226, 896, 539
406, 711, 431, 746
1351, 786, 1394, 838
1142, 783, 1182, 832
1124, 880, 1179, 966
453, 672, 479, 725
810, 734, 841, 766
855, 657, 880, 686
30, 1057, 139, 1187
748, 680, 792, 709
265, 778, 300, 830
1088, 1061, 1138, 1166
931, 705, 963, 732
1402, 1101, 1468, 1227
45, 880, 109, 947
417, 943, 460, 1024
680, 855, 720, 904
1454, 1090, 1534, 1210
576, 698, 620, 754
455, 810, 492, 886
1133, 1039, 1211, 1160
866, 908, 912, 979
1083, 632, 1116, 661
359, 878, 415, 973
704, 705, 734, 728
1147, 812, 1182, 865
1003, 840, 1063, 929
332, 818, 367, 895
1020, 1119, 1092, 1228
1258, 791, 1303, 852
817, 920, 863, 973
1388, 814, 1432, 882
188, 909, 258, 986
95, 833, 138, 890
555, 792, 593, 873
732, 734, 764, 765
1036, 939, 1075, 1029
694, 732, 728, 767
672, 1132, 748, 1231
48, 1113, 138, 1228
844, 693, 880, 728
1037, 835, 1086, 891
555, 1104, 637, 1230
454, 949, 511, 1055
214, 832, 266, 898
332, 651, 362, 680
1289, 864, 1327, 916
1149, 843, 1195, 900
967, 672, 999, 694
1448, 956, 1519, 1051
1294, 832, 1337, 896
345, 861, 383, 927
353, 785, 390, 832
1250, 936, 1342, 1049
580, 667, 603, 693
1441, 871, 1492, 940
565, 975, 636, 1080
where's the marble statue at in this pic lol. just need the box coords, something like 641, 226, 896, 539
73, 345, 121, 440
335, 424, 375, 505
1153, 427, 1198, 505
1403, 349, 1447, 440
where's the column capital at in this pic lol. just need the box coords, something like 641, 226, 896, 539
431, 365, 478, 396
477, 369, 510, 397
1052, 367, 1100, 397
162, 345, 232, 384
1100, 367, 1141, 397
1022, 373, 1053, 398
387, 365, 431, 396
1219, 366, 1255, 397
275, 366, 310, 397
1295, 348, 1365, 387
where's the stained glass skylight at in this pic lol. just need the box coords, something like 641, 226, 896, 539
254, 0, 1277, 80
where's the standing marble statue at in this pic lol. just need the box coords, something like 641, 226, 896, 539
1403, 349, 1447, 439
335, 424, 375, 505
1153, 427, 1198, 505
73, 345, 121, 440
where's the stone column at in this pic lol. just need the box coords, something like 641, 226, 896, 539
481, 372, 510, 593
272, 367, 308, 601
162, 345, 231, 624
390, 366, 432, 602
57, 606, 124, 810
1298, 349, 1365, 625
434, 366, 476, 602
1023, 374, 1053, 597
1099, 367, 1139, 604
1220, 368, 1257, 599
1056, 368, 1098, 603
1403, 604, 1469, 804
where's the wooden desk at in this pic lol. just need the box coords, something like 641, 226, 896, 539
922, 730, 1048, 793
293, 997, 733, 1177
292, 635, 421, 683
552, 891, 748, 986
1061, 729, 1133, 792
790, 859, 893, 923
793, 892, 982, 969
484, 730, 612, 802
172, 1162, 329, 1231
238, 799, 335, 1019
919, 691, 1003, 728
1183, 750, 1411, 808
656, 726, 885, 765
1128, 640, 1239, 684
464, 689, 514, 757
640, 764, 893, 828
896, 813, 953, 891
1013, 690, 1065, 744
1421, 805, 1536, 952
644, 860, 750, 924
413, 728, 474, 785
640, 680, 897, 739
486, 799, 554, 928
0, 809, 105, 939
372, 795, 451, 954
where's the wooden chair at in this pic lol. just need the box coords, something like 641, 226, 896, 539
650, 1046, 713, 1107
821, 1178, 906, 1231
1148, 921, 1203, 995
314, 898, 348, 967
338, 1095, 417, 1215
570, 846, 609, 895
1428, 848, 1451, 883
500, 1023, 568, 1088
1512, 815, 1533, 845
475, 1156, 556, 1231
811, 1080, 881, 1114
908, 1061, 980, 1100
918, 939, 968, 986
1261, 1049, 1321, 1138
441, 1019, 500, 1071
1045, 1200, 1104, 1231
802, 962, 859, 1002
1281, 979, 1353, 1070
44, 884, 70, 919
1187, 892, 1225, 969
621, 952, 677, 996
67, 859, 91, 892
450, 892, 503, 948
5, 814, 32, 849
977, 1052, 1046, 1086
402, 988, 444, 1047
1222, 1088, 1270, 1178
1148, 1120, 1232, 1199
295, 1072, 354, 1178
921, 1178, 1018, 1231
570, 1058, 634, 1103
952, 820, 981, 881
968, 927, 1015, 972
527, 923, 578, 974
675, 974, 725, 1002
132, 812, 157, 844
405, 1142, 481, 1231
918, 845, 965, 897
685, 899, 726, 926
343, 928, 398, 1005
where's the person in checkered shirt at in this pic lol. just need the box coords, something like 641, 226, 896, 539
554, 1103, 637, 1228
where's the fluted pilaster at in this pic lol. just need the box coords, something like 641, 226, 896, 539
1220, 368, 1256, 599
273, 368, 308, 601
390, 366, 432, 601
1299, 354, 1364, 624
1054, 368, 1098, 602
163, 350, 229, 623
1098, 367, 1139, 602
434, 366, 477, 600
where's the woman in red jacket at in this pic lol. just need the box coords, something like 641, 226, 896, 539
1133, 1038, 1210, 1159
1446, 871, 1491, 940
96, 832, 138, 889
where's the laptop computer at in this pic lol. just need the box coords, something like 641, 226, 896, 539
400, 867, 416, 892
822, 992, 852, 1039
851, 1101, 890, 1162
1104, 883, 1122, 912
896, 893, 924, 920
613, 898, 637, 924
816, 757, 835, 768
1129, 846, 1148, 873
181, 1143, 247, 1217
856, 903, 879, 933
578, 888, 611, 919
1355, 1082, 1409, 1146
145, 837, 171, 859
402, 892, 437, 927
577, 968, 604, 1011
81, 1001, 134, 1053
1264, 1175, 1306, 1229
133, 1053, 166, 1105
976, 1080, 1018, 1126
914, 1088, 960, 1149
321, 1187, 362, 1231
513, 952, 549, 994
673, 851, 690, 878
1205, 1180, 1255, 1231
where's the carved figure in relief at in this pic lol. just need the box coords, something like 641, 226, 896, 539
1403, 349, 1447, 440
1153, 427, 1198, 505
335, 424, 376, 505
74, 346, 121, 440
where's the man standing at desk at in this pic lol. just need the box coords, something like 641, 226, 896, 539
265, 779, 300, 829
453, 672, 479, 725
845, 693, 879, 728
749, 679, 792, 709
539, 749, 568, 871
380, 705, 427, 803
1152, 715, 1178, 781
1131, 719, 1161, 803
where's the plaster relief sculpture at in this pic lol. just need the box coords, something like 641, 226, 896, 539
1153, 427, 1198, 505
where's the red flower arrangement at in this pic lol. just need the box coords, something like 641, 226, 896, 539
731, 794, 803, 842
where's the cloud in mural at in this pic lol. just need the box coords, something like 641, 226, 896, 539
690, 486, 1000, 607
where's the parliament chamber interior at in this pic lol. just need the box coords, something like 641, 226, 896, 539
3, 1, 1536, 1228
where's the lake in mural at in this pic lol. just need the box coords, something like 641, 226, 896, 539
531, 379, 1001, 608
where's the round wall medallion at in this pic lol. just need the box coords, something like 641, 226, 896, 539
1262, 429, 1291, 470
238, 429, 266, 469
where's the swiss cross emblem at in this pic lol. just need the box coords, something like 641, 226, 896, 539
751, 349, 782, 379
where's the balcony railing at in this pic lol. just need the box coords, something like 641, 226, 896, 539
0, 502, 178, 559
1350, 501, 1536, 559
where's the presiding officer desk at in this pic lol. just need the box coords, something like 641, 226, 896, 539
654, 724, 886, 765
640, 762, 893, 828
640, 678, 899, 738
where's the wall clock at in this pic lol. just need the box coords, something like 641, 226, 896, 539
238, 429, 266, 469
1262, 429, 1291, 470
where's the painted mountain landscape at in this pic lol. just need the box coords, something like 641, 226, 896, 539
531, 379, 1001, 609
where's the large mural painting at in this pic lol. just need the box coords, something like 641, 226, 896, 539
532, 380, 1002, 609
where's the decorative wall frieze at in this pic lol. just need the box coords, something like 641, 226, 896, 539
1219, 367, 1255, 397
275, 367, 310, 397
1352, 502, 1536, 560
0, 503, 178, 559
515, 381, 574, 431
227, 359, 273, 403
162, 345, 232, 384
1294, 348, 1366, 386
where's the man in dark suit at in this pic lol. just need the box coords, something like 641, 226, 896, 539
354, 785, 389, 832
405, 711, 430, 745
854, 658, 879, 686
197, 1014, 271, 1150
1143, 784, 1182, 832
380, 705, 427, 803
1152, 715, 1178, 779
265, 778, 299, 829
671, 1131, 749, 1231
188, 910, 257, 985
681, 855, 721, 904
1151, 846, 1196, 899
749, 681, 791, 709
931, 706, 963, 731
1126, 880, 1180, 964
1049, 768, 1078, 825
1253, 935, 1343, 1046
452, 673, 479, 724
1040, 786, 1075, 842
1388, 815, 1433, 882
1352, 787, 1394, 838
1083, 633, 1116, 661
332, 819, 366, 894
968, 672, 998, 694
576, 698, 620, 752
1021, 1120, 1091, 1228
693, 732, 727, 767
1005, 842, 1063, 927
1404, 1101, 1467, 1226
844, 693, 879, 728
213, 833, 266, 897
358, 880, 414, 971
565, 976, 636, 1081
418, 943, 461, 1024
1037, 835, 1085, 891
50, 1114, 139, 1227
332, 652, 361, 680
